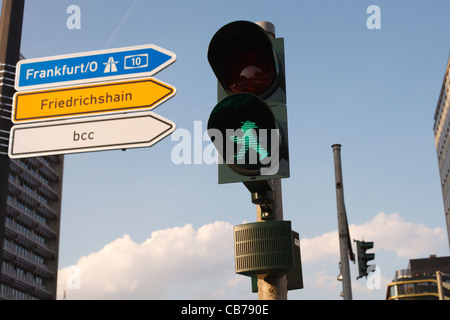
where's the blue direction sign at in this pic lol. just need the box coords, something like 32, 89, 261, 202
15, 44, 176, 91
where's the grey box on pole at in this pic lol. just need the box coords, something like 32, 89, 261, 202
234, 221, 294, 277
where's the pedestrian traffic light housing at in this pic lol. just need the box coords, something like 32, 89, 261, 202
207, 21, 289, 190
355, 240, 375, 279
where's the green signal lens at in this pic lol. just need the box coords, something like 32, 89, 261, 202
208, 93, 283, 176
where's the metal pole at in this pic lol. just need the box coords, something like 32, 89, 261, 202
256, 179, 288, 300
332, 144, 353, 300
0, 0, 25, 272
254, 21, 287, 300
436, 271, 444, 300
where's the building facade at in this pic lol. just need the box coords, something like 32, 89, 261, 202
433, 55, 450, 250
0, 52, 64, 299
386, 256, 450, 300
0, 156, 64, 300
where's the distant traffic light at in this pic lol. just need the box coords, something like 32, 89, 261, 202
207, 21, 289, 189
355, 240, 375, 279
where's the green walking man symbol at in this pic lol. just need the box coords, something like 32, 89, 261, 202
230, 121, 269, 162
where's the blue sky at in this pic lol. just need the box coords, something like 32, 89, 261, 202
10, 0, 450, 299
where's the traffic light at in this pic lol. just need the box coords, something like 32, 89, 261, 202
207, 21, 289, 192
354, 240, 375, 279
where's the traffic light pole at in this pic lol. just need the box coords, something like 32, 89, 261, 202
332, 144, 353, 300
256, 179, 288, 300
253, 21, 287, 300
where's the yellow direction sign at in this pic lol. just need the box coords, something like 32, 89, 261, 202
12, 77, 176, 123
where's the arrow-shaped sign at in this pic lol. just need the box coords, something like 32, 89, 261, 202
15, 44, 176, 91
12, 77, 176, 123
8, 112, 175, 158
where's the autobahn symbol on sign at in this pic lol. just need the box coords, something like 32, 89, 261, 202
15, 44, 176, 91
12, 77, 176, 123
8, 112, 176, 158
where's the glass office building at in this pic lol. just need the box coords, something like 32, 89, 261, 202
0, 55, 64, 300
0, 156, 63, 300
433, 55, 450, 250
386, 256, 450, 300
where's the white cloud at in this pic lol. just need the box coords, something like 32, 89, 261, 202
300, 230, 340, 263
57, 213, 448, 300
300, 212, 447, 263
58, 221, 237, 300
349, 212, 447, 258
312, 271, 340, 290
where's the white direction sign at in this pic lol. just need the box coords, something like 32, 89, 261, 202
8, 112, 175, 158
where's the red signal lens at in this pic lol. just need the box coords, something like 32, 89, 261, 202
224, 48, 276, 96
